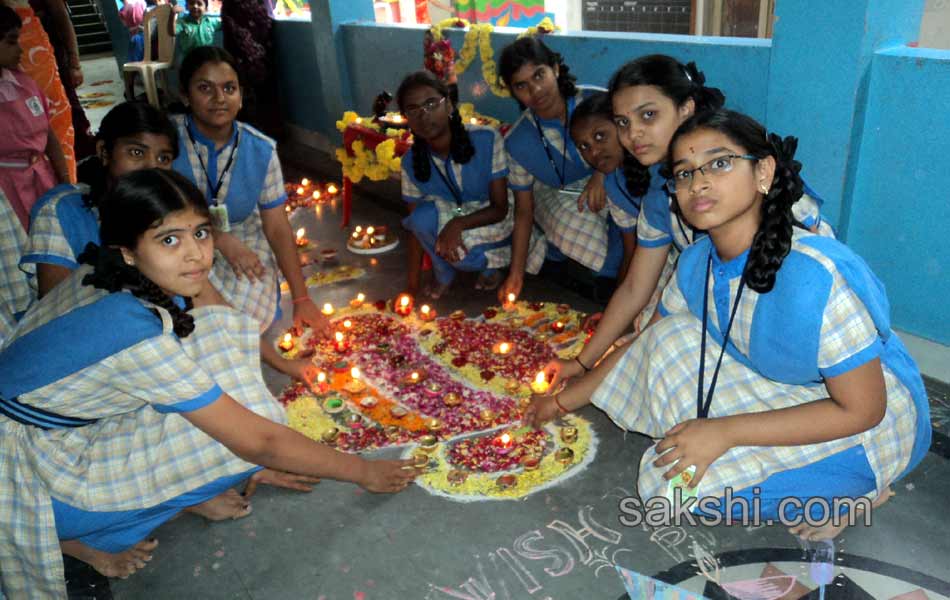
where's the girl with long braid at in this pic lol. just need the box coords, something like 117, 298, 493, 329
526, 110, 929, 538
543, 55, 832, 387
0, 169, 416, 598
397, 71, 530, 298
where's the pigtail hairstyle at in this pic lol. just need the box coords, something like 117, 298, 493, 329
498, 37, 577, 111
82, 101, 180, 208
79, 169, 211, 337
665, 109, 805, 294
608, 55, 726, 198
396, 71, 474, 183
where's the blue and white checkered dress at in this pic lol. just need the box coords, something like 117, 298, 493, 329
0, 190, 33, 345
505, 93, 612, 273
172, 115, 285, 331
591, 230, 929, 507
0, 267, 286, 598
402, 124, 546, 273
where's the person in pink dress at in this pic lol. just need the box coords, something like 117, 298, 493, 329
0, 4, 68, 230
118, 0, 147, 62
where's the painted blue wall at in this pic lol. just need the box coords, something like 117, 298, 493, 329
340, 23, 771, 132
274, 20, 327, 132
845, 47, 950, 345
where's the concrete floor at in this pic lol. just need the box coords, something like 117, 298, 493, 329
104, 167, 950, 600
74, 54, 950, 600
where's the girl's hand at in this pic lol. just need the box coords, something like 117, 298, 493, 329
581, 311, 603, 332
653, 419, 733, 488
285, 354, 319, 387
498, 273, 523, 304
435, 219, 466, 263
242, 468, 321, 497
69, 65, 84, 87
292, 298, 332, 338
522, 395, 561, 429
542, 357, 582, 389
578, 171, 607, 213
217, 232, 265, 282
358, 459, 419, 493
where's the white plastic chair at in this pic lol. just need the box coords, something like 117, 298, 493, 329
122, 4, 175, 107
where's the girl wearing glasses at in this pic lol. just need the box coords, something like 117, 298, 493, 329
171, 47, 331, 339
497, 36, 624, 304
529, 110, 929, 538
543, 55, 831, 388
397, 71, 531, 298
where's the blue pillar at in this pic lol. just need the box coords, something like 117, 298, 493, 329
765, 0, 925, 237
309, 0, 375, 141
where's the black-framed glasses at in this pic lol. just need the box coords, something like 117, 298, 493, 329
404, 96, 447, 120
665, 154, 758, 194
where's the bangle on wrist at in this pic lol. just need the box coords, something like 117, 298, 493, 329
553, 394, 569, 414
292, 296, 311, 304
574, 356, 590, 372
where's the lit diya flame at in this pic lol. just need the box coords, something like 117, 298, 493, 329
342, 319, 353, 329
498, 342, 510, 354
334, 331, 347, 352
296, 186, 305, 196
366, 226, 375, 236
295, 228, 307, 246
327, 184, 338, 194
301, 178, 310, 187
469, 117, 478, 125
311, 190, 321, 200
409, 371, 421, 383
492, 432, 515, 456
278, 333, 294, 351
530, 371, 550, 394
321, 302, 334, 316
551, 320, 565, 333
350, 366, 360, 379
392, 114, 404, 123
316, 371, 327, 385
419, 304, 433, 320
355, 117, 362, 124
395, 294, 413, 316
507, 292, 516, 304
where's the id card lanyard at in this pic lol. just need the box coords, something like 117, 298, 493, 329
696, 252, 746, 419
430, 155, 465, 215
532, 114, 569, 190
188, 126, 240, 232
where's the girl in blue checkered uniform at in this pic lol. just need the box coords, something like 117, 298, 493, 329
397, 71, 526, 298
0, 170, 417, 598
529, 110, 929, 539
545, 55, 832, 389
171, 47, 330, 337
496, 37, 624, 303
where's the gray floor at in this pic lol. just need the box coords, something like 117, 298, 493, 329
109, 166, 950, 600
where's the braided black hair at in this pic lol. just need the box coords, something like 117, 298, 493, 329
79, 169, 211, 337
666, 109, 805, 294
81, 101, 179, 208
608, 55, 725, 198
0, 4, 22, 37
498, 37, 577, 111
396, 71, 475, 182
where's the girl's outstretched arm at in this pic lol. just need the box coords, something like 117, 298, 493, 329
184, 393, 418, 493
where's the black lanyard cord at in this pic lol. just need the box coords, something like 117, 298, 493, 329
532, 114, 569, 189
697, 253, 746, 419
187, 127, 240, 206
429, 155, 463, 211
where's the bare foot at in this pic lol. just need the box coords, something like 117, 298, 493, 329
424, 281, 451, 300
788, 487, 894, 541
61, 538, 158, 579
185, 488, 252, 521
475, 270, 503, 291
